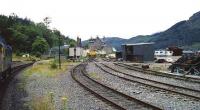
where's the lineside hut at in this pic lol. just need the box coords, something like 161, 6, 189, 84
122, 43, 154, 62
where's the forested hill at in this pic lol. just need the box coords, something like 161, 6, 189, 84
0, 14, 76, 56
143, 10, 200, 50
86, 11, 200, 51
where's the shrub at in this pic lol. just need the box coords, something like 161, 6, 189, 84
50, 60, 57, 69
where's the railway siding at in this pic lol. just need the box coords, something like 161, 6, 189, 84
111, 63, 200, 91
98, 63, 200, 99
72, 63, 162, 110
115, 63, 200, 83
87, 62, 200, 110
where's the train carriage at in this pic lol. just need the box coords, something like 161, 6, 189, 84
0, 36, 12, 79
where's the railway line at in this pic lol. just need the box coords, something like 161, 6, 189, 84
114, 62, 200, 92
95, 62, 200, 100
115, 62, 200, 83
100, 59, 200, 89
71, 63, 162, 110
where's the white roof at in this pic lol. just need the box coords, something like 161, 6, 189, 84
183, 50, 194, 53
122, 42, 154, 46
155, 49, 172, 51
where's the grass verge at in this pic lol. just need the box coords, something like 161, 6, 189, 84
23, 59, 69, 77
88, 72, 101, 79
21, 59, 72, 110
31, 95, 55, 110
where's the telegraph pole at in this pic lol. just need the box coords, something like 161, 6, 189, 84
52, 27, 61, 69
58, 34, 61, 69
74, 47, 76, 62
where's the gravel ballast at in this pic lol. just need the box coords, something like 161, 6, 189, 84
1, 64, 116, 110
86, 62, 200, 110
107, 62, 200, 91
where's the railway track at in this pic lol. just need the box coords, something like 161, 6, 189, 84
71, 63, 162, 110
115, 62, 200, 83
0, 62, 34, 109
11, 62, 34, 74
95, 62, 200, 100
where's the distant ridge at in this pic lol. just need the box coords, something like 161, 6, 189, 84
83, 11, 200, 51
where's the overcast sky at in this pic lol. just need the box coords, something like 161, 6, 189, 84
0, 0, 200, 40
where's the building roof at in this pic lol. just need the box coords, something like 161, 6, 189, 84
183, 50, 194, 54
50, 45, 69, 50
122, 42, 154, 46
155, 49, 172, 51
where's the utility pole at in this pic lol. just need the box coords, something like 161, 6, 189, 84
52, 28, 61, 69
74, 47, 76, 62
58, 34, 61, 69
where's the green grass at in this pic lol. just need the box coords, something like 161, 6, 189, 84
12, 53, 40, 62
30, 93, 69, 110
61, 96, 68, 110
88, 72, 101, 79
23, 60, 70, 77
21, 60, 72, 110
31, 95, 55, 110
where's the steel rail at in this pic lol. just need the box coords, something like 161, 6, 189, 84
95, 63, 200, 100
114, 62, 200, 83
71, 63, 162, 110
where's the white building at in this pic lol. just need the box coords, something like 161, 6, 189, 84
155, 50, 173, 57
182, 50, 195, 57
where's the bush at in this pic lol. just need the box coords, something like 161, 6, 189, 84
32, 37, 49, 57
15, 51, 21, 56
35, 52, 42, 58
50, 60, 57, 69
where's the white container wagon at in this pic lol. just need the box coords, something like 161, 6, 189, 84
69, 47, 83, 58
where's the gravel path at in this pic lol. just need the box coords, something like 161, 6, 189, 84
86, 62, 200, 110
1, 64, 116, 110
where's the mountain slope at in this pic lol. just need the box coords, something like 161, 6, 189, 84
83, 12, 200, 50
85, 11, 200, 51
128, 11, 200, 50
103, 37, 126, 50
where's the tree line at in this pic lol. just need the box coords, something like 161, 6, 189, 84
0, 13, 76, 57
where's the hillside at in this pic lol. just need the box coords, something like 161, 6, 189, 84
0, 14, 76, 56
148, 11, 200, 50
84, 11, 200, 51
